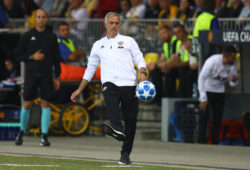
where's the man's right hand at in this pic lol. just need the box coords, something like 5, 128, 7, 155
32, 50, 45, 61
199, 101, 208, 112
71, 79, 88, 102
71, 89, 81, 103
228, 75, 239, 82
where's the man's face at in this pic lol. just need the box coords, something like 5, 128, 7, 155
5, 60, 13, 72
35, 9, 48, 28
184, 40, 192, 53
158, 28, 171, 42
105, 16, 121, 38
180, 0, 189, 10
120, 0, 130, 12
3, 0, 13, 8
148, 0, 158, 7
58, 25, 70, 38
174, 26, 184, 41
246, 0, 250, 6
159, 0, 170, 10
195, 0, 204, 7
71, 0, 82, 6
130, 0, 141, 7
226, 53, 237, 65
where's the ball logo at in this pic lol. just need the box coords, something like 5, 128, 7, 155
208, 31, 213, 42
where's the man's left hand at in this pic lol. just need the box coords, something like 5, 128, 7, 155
54, 78, 61, 91
199, 101, 208, 112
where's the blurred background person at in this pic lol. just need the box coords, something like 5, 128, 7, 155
57, 21, 85, 64
144, 0, 161, 19
34, 0, 54, 16
126, 0, 146, 19
0, 3, 11, 28
49, 0, 69, 18
147, 25, 179, 104
55, 21, 86, 104
2, 58, 19, 80
172, 24, 193, 97
65, 0, 88, 41
121, 0, 146, 35
158, 0, 178, 26
95, 0, 119, 18
144, 0, 161, 33
238, 0, 250, 30
81, 0, 98, 15
185, 38, 198, 98
198, 45, 239, 144
213, 0, 244, 18
192, 0, 219, 61
20, 0, 39, 28
185, 39, 198, 71
0, 0, 24, 19
176, 0, 193, 24
242, 110, 250, 138
191, 0, 204, 19
119, 0, 132, 34
119, 0, 131, 19
89, 0, 119, 19
0, 58, 20, 106
214, 0, 227, 18
193, 0, 219, 37
225, 0, 244, 18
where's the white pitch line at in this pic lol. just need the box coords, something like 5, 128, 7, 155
102, 165, 144, 168
0, 164, 60, 167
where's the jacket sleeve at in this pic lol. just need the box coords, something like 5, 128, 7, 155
14, 32, 31, 62
229, 62, 239, 87
130, 37, 146, 70
52, 33, 62, 78
83, 42, 100, 82
198, 59, 212, 102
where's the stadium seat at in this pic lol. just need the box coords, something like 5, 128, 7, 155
144, 52, 159, 64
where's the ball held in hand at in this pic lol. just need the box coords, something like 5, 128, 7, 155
136, 81, 156, 101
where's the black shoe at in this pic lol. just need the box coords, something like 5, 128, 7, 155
118, 153, 131, 165
40, 134, 50, 146
15, 130, 24, 146
101, 122, 126, 141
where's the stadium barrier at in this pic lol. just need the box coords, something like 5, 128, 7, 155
5, 18, 249, 56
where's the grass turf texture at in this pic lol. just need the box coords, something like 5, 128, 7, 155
0, 155, 195, 170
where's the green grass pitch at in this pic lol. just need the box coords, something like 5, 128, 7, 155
0, 155, 196, 170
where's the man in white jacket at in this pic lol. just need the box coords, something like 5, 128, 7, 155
198, 45, 239, 144
71, 12, 147, 164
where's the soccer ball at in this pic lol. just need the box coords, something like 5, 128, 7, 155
136, 81, 156, 101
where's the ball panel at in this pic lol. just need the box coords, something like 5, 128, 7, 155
149, 88, 155, 95
138, 88, 144, 94
143, 85, 150, 91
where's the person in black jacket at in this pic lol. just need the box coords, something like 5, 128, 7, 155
15, 9, 61, 146
243, 110, 250, 138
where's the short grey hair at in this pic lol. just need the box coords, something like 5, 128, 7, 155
104, 12, 122, 24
